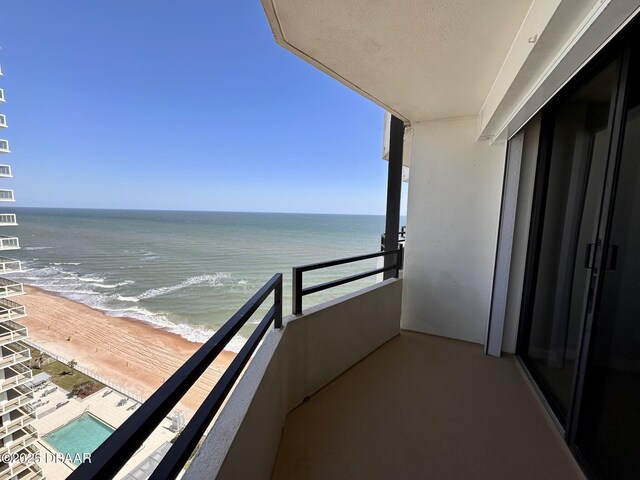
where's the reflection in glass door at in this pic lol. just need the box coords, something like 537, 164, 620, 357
575, 46, 640, 479
518, 20, 640, 479
519, 60, 619, 423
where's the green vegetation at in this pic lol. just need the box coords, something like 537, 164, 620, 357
29, 349, 105, 394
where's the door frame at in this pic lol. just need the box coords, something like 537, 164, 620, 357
515, 24, 635, 479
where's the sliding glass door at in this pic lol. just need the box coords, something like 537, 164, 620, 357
518, 19, 640, 479
519, 58, 619, 422
575, 45, 640, 479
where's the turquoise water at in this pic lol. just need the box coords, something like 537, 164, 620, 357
43, 414, 114, 464
9, 208, 403, 349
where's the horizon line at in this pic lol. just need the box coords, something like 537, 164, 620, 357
11, 205, 404, 217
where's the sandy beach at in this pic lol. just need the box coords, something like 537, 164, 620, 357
18, 286, 235, 417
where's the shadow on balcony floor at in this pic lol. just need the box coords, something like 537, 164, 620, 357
272, 331, 584, 480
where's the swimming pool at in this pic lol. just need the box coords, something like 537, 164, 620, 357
43, 413, 114, 464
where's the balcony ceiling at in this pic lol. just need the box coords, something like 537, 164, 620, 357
261, 0, 533, 123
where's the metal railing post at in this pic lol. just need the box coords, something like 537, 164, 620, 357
274, 276, 283, 328
395, 246, 404, 278
292, 267, 302, 315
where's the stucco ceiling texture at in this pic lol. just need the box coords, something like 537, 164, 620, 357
269, 0, 533, 122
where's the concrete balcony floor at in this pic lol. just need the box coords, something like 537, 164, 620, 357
272, 332, 584, 480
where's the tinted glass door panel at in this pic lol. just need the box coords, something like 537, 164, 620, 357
523, 61, 618, 421
576, 50, 640, 479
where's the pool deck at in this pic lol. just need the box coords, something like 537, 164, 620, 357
33, 386, 176, 479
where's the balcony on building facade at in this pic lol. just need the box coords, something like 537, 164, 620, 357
0, 405, 37, 438
0, 299, 26, 322
0, 236, 19, 252
0, 385, 34, 416
0, 364, 33, 393
0, 89, 4, 104
0, 343, 31, 370
0, 191, 14, 203
0, 215, 18, 228
0, 115, 6, 129
0, 445, 40, 480
0, 165, 11, 178
15, 464, 43, 480
0, 322, 28, 347
0, 278, 24, 298
0, 141, 8, 154
0, 425, 38, 456
0, 258, 22, 275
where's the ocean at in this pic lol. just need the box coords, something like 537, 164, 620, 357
8, 208, 398, 350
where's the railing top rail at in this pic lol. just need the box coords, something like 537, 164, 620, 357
295, 248, 400, 273
292, 248, 403, 315
70, 273, 283, 480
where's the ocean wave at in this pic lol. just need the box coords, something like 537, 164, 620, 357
50, 262, 81, 266
103, 305, 243, 350
94, 280, 135, 289
15, 262, 246, 351
137, 273, 230, 300
78, 275, 104, 283
23, 246, 53, 251
117, 295, 139, 302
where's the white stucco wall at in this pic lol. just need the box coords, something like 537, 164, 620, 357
401, 117, 506, 344
184, 278, 402, 480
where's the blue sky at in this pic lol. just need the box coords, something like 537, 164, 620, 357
0, 1, 406, 215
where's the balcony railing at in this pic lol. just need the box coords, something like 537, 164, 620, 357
17, 464, 44, 480
0, 114, 6, 129
292, 249, 403, 314
0, 322, 28, 346
0, 406, 37, 437
0, 343, 31, 369
0, 364, 33, 392
0, 385, 34, 416
0, 298, 26, 321
0, 425, 38, 456
0, 140, 9, 154
0, 191, 15, 202
380, 226, 406, 251
0, 445, 39, 480
0, 165, 11, 177
0, 215, 17, 227
0, 258, 21, 275
70, 273, 283, 480
0, 278, 23, 297
0, 236, 19, 251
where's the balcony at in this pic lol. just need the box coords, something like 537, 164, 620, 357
0, 299, 26, 321
0, 215, 18, 227
270, 332, 582, 480
0, 364, 33, 392
0, 405, 37, 437
0, 89, 4, 104
0, 343, 31, 369
0, 165, 11, 178
0, 321, 28, 347
0, 425, 38, 456
0, 114, 6, 129
0, 385, 34, 416
0, 445, 39, 480
16, 465, 43, 480
0, 191, 15, 203
0, 140, 8, 154
0, 236, 19, 251
0, 258, 22, 275
0, 278, 24, 298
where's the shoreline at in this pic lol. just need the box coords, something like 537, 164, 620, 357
18, 285, 236, 417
